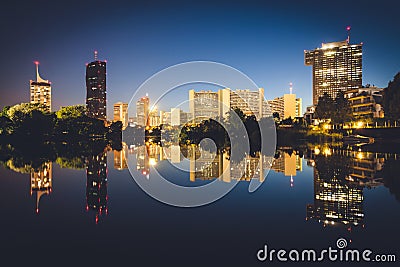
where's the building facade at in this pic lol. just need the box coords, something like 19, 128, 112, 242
30, 62, 51, 112
189, 90, 219, 122
344, 86, 384, 118
136, 96, 149, 127
268, 94, 302, 120
86, 53, 107, 120
113, 102, 128, 129
305, 40, 362, 105
228, 88, 265, 119
190, 88, 267, 122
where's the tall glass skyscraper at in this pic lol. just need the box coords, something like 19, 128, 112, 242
305, 39, 362, 105
86, 51, 107, 120
136, 96, 149, 127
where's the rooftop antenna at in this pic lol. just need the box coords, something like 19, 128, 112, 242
34, 61, 48, 83
346, 26, 351, 44
94, 50, 98, 61
289, 82, 293, 94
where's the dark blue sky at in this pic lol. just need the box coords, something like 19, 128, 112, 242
1, 0, 399, 116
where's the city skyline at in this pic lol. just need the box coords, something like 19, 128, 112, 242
1, 1, 399, 116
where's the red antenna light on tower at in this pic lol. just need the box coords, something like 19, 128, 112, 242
346, 26, 351, 43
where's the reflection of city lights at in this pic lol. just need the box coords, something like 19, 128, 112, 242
314, 147, 320, 155
323, 147, 331, 156
355, 121, 364, 128
149, 158, 157, 166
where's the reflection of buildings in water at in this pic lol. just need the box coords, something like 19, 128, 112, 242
161, 145, 182, 163
114, 142, 128, 170
306, 167, 364, 229
271, 151, 302, 187
86, 152, 108, 224
305, 148, 388, 229
271, 151, 302, 176
230, 155, 265, 182
30, 162, 52, 213
187, 147, 229, 182
345, 150, 385, 187
128, 144, 273, 183
137, 145, 150, 176
187, 146, 268, 182
136, 143, 162, 177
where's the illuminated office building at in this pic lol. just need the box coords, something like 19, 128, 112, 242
86, 51, 107, 120
305, 38, 362, 105
189, 90, 219, 122
113, 102, 128, 129
228, 88, 265, 119
136, 96, 150, 127
268, 94, 302, 119
160, 110, 171, 125
219, 88, 266, 119
159, 108, 191, 126
30, 61, 51, 112
189, 88, 266, 122
30, 162, 52, 213
148, 106, 160, 127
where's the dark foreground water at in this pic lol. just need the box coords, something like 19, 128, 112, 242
0, 143, 399, 266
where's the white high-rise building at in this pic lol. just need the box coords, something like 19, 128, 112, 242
30, 61, 51, 112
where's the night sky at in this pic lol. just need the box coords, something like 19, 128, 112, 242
1, 0, 399, 116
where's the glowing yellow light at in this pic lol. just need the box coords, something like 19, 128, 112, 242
355, 121, 364, 128
357, 152, 363, 160
323, 124, 329, 130
314, 147, 320, 155
149, 158, 157, 166
323, 147, 331, 156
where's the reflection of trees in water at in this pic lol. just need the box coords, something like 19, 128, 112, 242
0, 140, 113, 172
382, 158, 400, 201
314, 153, 352, 183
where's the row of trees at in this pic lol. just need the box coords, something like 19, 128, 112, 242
383, 72, 400, 120
0, 103, 122, 144
314, 91, 353, 124
178, 108, 276, 157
